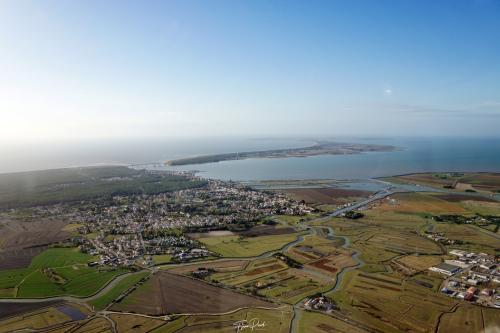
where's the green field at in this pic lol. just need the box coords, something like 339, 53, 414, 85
198, 232, 303, 257
0, 247, 127, 298
152, 254, 172, 265
89, 271, 150, 310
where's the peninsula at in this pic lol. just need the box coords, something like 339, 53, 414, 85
166, 141, 396, 166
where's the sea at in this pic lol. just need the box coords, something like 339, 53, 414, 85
2, 137, 500, 180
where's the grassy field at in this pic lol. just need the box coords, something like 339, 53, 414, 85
459, 200, 500, 215
152, 254, 173, 265
89, 272, 150, 310
198, 232, 303, 257
433, 223, 500, 254
0, 247, 127, 298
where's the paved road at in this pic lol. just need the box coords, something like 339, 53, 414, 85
4, 178, 494, 331
329, 188, 396, 217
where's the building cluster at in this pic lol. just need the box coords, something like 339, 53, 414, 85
425, 232, 463, 245
304, 296, 336, 312
67, 179, 311, 267
428, 250, 499, 308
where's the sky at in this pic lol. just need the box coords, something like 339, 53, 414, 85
1, 0, 500, 143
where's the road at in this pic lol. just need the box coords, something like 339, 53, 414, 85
0, 181, 399, 333
329, 187, 396, 217
3, 178, 494, 332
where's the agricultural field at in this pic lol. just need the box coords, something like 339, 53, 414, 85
0, 247, 127, 298
255, 268, 332, 304
432, 223, 500, 254
383, 172, 500, 194
372, 192, 469, 215
0, 301, 61, 320
328, 218, 442, 266
282, 187, 373, 207
0, 218, 70, 270
0, 303, 88, 333
459, 199, 500, 216
298, 311, 371, 333
286, 233, 346, 261
111, 271, 277, 315
437, 306, 500, 333
63, 317, 112, 333
152, 306, 293, 333
167, 259, 249, 275
306, 252, 357, 277
326, 270, 458, 333
89, 271, 150, 310
392, 254, 442, 275
198, 232, 303, 257
210, 257, 287, 286
109, 313, 165, 332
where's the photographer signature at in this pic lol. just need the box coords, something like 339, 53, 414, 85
233, 318, 266, 332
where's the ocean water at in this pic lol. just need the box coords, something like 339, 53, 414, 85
2, 137, 500, 180
156, 137, 500, 180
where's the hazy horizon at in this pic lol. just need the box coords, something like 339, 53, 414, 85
1, 0, 500, 142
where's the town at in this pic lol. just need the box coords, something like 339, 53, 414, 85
3, 176, 313, 268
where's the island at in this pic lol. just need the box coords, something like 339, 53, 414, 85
165, 141, 396, 166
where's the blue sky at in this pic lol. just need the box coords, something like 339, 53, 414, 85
0, 0, 499, 141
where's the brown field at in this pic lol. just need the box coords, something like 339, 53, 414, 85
0, 301, 62, 320
461, 173, 500, 192
435, 193, 498, 203
393, 254, 442, 274
292, 246, 322, 261
238, 225, 295, 237
309, 258, 338, 273
0, 219, 69, 270
307, 253, 357, 275
168, 259, 249, 275
376, 193, 467, 215
112, 271, 277, 315
0, 246, 49, 270
282, 188, 372, 205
